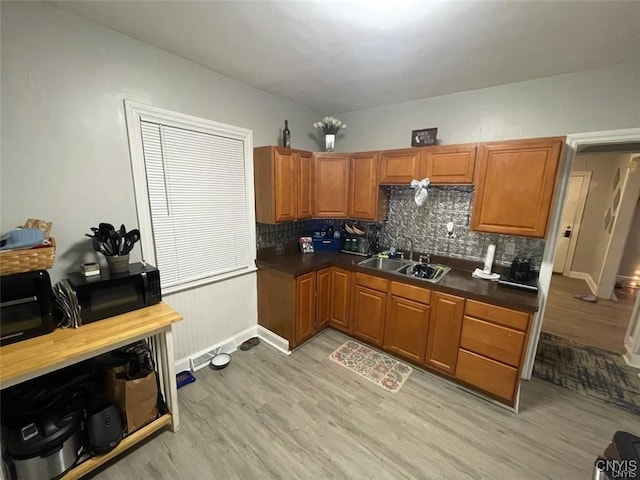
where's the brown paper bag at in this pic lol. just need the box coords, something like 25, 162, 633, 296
107, 368, 158, 433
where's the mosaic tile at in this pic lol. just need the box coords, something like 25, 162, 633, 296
255, 185, 545, 265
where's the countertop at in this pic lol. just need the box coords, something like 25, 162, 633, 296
256, 248, 539, 313
0, 302, 182, 389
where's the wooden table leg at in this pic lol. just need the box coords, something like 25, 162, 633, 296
158, 327, 179, 432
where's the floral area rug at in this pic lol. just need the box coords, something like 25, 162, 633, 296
533, 332, 640, 415
329, 340, 412, 393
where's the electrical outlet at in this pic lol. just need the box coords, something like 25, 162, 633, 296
505, 241, 515, 256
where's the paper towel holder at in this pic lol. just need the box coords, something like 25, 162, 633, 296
483, 244, 496, 274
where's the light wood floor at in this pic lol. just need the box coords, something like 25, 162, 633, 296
93, 329, 637, 480
542, 274, 638, 353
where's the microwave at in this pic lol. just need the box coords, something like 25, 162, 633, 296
66, 262, 162, 325
0, 270, 56, 345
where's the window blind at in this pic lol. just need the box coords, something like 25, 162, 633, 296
139, 120, 252, 288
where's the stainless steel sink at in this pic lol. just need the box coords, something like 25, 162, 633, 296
358, 257, 451, 284
396, 263, 451, 283
358, 257, 409, 272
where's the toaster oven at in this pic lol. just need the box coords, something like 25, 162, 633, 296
0, 270, 56, 345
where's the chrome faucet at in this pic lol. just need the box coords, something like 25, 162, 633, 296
399, 236, 414, 262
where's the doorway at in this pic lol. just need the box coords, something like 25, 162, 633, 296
544, 150, 640, 353
521, 128, 640, 379
552, 171, 591, 275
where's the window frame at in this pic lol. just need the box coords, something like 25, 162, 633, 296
124, 100, 257, 294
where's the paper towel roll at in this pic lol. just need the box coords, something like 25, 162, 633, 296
483, 244, 496, 274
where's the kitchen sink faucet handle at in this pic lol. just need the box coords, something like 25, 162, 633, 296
419, 254, 431, 264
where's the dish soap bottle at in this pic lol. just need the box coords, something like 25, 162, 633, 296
283, 120, 291, 148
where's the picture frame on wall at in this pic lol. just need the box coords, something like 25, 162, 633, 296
411, 127, 438, 147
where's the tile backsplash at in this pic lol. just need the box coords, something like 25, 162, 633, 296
256, 220, 315, 250
255, 185, 545, 268
380, 186, 545, 268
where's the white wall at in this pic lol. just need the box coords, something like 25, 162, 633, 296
1, 2, 320, 361
571, 153, 629, 279
334, 59, 640, 151
618, 197, 640, 283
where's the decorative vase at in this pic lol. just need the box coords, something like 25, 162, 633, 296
325, 134, 336, 152
106, 254, 130, 274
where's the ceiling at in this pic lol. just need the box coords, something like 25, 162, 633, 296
50, 0, 640, 113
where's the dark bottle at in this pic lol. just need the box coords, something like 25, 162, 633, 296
283, 120, 291, 148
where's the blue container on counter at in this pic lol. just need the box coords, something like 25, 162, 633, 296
312, 238, 342, 251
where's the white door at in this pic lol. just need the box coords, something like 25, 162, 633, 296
553, 174, 590, 273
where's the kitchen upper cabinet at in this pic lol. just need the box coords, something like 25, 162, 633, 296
253, 146, 312, 223
471, 137, 564, 238
420, 144, 477, 184
379, 148, 422, 184
295, 272, 316, 346
328, 267, 352, 334
313, 153, 350, 218
348, 152, 388, 221
425, 291, 465, 374
297, 151, 313, 219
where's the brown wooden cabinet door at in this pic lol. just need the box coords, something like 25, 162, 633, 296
425, 291, 465, 374
295, 272, 316, 346
297, 151, 313, 219
313, 153, 349, 217
349, 152, 379, 220
384, 295, 430, 363
379, 148, 421, 184
471, 137, 564, 238
352, 285, 386, 346
316, 268, 331, 331
420, 145, 477, 184
273, 148, 298, 222
329, 267, 352, 333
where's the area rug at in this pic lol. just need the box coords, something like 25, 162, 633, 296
533, 332, 640, 415
329, 340, 412, 393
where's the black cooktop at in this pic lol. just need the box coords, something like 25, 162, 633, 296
497, 273, 539, 293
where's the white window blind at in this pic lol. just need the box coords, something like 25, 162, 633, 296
139, 120, 252, 289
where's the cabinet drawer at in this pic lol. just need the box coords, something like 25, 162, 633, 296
460, 316, 525, 367
390, 281, 431, 304
465, 300, 530, 331
355, 272, 389, 292
456, 349, 518, 402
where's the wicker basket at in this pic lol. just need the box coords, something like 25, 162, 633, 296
0, 237, 56, 276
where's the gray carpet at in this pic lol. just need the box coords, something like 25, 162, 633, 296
533, 332, 640, 416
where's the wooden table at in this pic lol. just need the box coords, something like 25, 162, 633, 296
0, 302, 183, 479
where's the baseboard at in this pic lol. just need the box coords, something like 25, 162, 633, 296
257, 325, 290, 355
174, 325, 259, 372
568, 271, 597, 295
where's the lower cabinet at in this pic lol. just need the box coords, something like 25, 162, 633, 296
316, 268, 332, 331
425, 291, 465, 374
328, 267, 352, 333
384, 295, 430, 364
352, 285, 387, 346
455, 299, 532, 405
257, 267, 326, 349
352, 273, 389, 346
259, 265, 532, 407
456, 349, 519, 403
295, 272, 316, 346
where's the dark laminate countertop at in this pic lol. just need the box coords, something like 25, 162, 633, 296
256, 248, 539, 313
